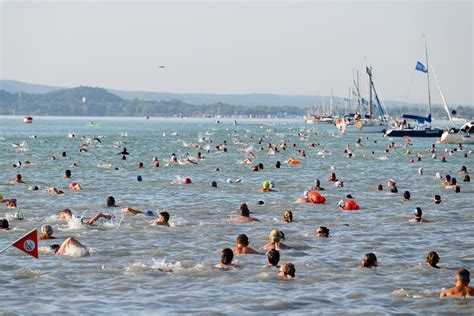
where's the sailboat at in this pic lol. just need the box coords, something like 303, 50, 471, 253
336, 65, 388, 133
305, 94, 335, 124
439, 121, 474, 144
384, 37, 446, 138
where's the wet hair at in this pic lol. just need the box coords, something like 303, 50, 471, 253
236, 234, 249, 246
330, 173, 336, 180
122, 155, 127, 160
450, 178, 457, 185
434, 195, 441, 204
361, 253, 377, 268
221, 248, 234, 265
445, 175, 451, 182
283, 210, 293, 223
137, 162, 144, 168
0, 219, 9, 229
159, 212, 170, 223
50, 244, 60, 254
455, 186, 461, 193
316, 226, 330, 237
61, 208, 72, 216
65, 169, 71, 177
275, 161, 281, 168
403, 191, 411, 200
456, 268, 470, 284
239, 203, 250, 217
415, 207, 423, 218
460, 165, 467, 172
463, 175, 470, 182
426, 251, 440, 268
376, 184, 383, 191
251, 166, 258, 172
281, 263, 296, 277
41, 224, 54, 236
258, 163, 264, 170
16, 174, 22, 180
106, 196, 116, 207
267, 249, 280, 266
61, 151, 66, 157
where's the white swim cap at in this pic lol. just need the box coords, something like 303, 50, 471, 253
435, 172, 441, 179
226, 178, 232, 183
330, 165, 336, 170
270, 181, 275, 188
152, 157, 158, 162
303, 191, 309, 197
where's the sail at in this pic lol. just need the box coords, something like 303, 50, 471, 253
402, 114, 431, 123
431, 65, 455, 127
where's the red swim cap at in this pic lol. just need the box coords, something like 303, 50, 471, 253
183, 177, 192, 184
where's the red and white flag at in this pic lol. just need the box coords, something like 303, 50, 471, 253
12, 229, 39, 259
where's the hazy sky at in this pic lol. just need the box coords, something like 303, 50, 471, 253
1, 1, 472, 105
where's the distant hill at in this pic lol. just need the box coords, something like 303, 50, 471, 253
0, 80, 64, 94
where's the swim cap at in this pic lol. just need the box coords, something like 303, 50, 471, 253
435, 172, 441, 179
137, 175, 142, 182
210, 181, 217, 188
335, 181, 343, 187
41, 224, 53, 236
257, 200, 265, 205
270, 181, 275, 189
183, 177, 192, 184
14, 210, 24, 220
303, 191, 309, 197
263, 181, 270, 189
389, 179, 396, 185
330, 165, 336, 170
226, 178, 232, 183
144, 210, 154, 216
315, 179, 321, 186
415, 207, 422, 216
152, 157, 158, 162
346, 194, 353, 199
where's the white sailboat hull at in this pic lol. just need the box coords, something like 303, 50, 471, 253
439, 131, 474, 144
337, 121, 388, 133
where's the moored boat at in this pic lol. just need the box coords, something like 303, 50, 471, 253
23, 116, 33, 123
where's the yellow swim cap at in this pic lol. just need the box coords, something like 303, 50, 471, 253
263, 181, 270, 189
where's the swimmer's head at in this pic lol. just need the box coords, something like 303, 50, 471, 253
236, 234, 249, 246
455, 268, 471, 284
403, 191, 411, 200
262, 180, 270, 189
183, 177, 192, 184
226, 178, 232, 184
210, 181, 217, 188
283, 210, 293, 223
159, 212, 170, 223
415, 207, 422, 217
220, 248, 234, 265
41, 224, 54, 237
65, 169, 71, 178
435, 172, 441, 179
316, 226, 330, 237
376, 184, 383, 191
434, 195, 441, 204
0, 219, 9, 230
426, 251, 440, 267
269, 181, 275, 189
137, 175, 142, 182
315, 179, 321, 186
60, 208, 73, 219
303, 191, 309, 198
280, 262, 296, 278
464, 175, 471, 182
330, 165, 336, 171
257, 200, 265, 205
152, 157, 158, 162
239, 203, 250, 217
106, 196, 116, 207
361, 253, 377, 268
267, 249, 280, 266
50, 244, 60, 254
269, 229, 283, 243
335, 181, 343, 187
346, 194, 353, 199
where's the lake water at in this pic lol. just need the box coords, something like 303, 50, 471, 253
1, 116, 473, 315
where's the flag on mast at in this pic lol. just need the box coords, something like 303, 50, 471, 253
415, 61, 428, 73
11, 229, 39, 259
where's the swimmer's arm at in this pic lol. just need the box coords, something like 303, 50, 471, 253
84, 213, 113, 225
122, 207, 143, 215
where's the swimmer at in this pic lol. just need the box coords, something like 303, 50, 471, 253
39, 225, 56, 240
340, 194, 360, 211
259, 180, 275, 192
275, 161, 281, 169
426, 251, 440, 269
443, 175, 451, 186
409, 207, 429, 223
0, 219, 10, 230
440, 268, 473, 298
335, 180, 344, 188
232, 234, 260, 255
231, 203, 260, 222
10, 174, 25, 184
69, 182, 81, 191
64, 169, 72, 178
119, 147, 129, 155
387, 179, 398, 193
262, 230, 287, 250
278, 263, 296, 279
283, 210, 293, 223
316, 226, 330, 237
6, 199, 17, 209
266, 249, 280, 268
328, 173, 338, 182
54, 237, 90, 257
121, 207, 147, 216
215, 248, 241, 270
106, 196, 117, 207
445, 178, 457, 190
434, 195, 442, 204
295, 191, 309, 203
152, 212, 170, 226
137, 162, 144, 168
376, 184, 383, 191
58, 208, 114, 225
46, 187, 64, 195
361, 253, 378, 268
403, 191, 411, 201
310, 179, 325, 191
463, 175, 470, 182
457, 166, 468, 174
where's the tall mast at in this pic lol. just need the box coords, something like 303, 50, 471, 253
424, 35, 432, 127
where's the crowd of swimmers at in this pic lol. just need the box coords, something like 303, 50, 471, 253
1, 128, 473, 295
